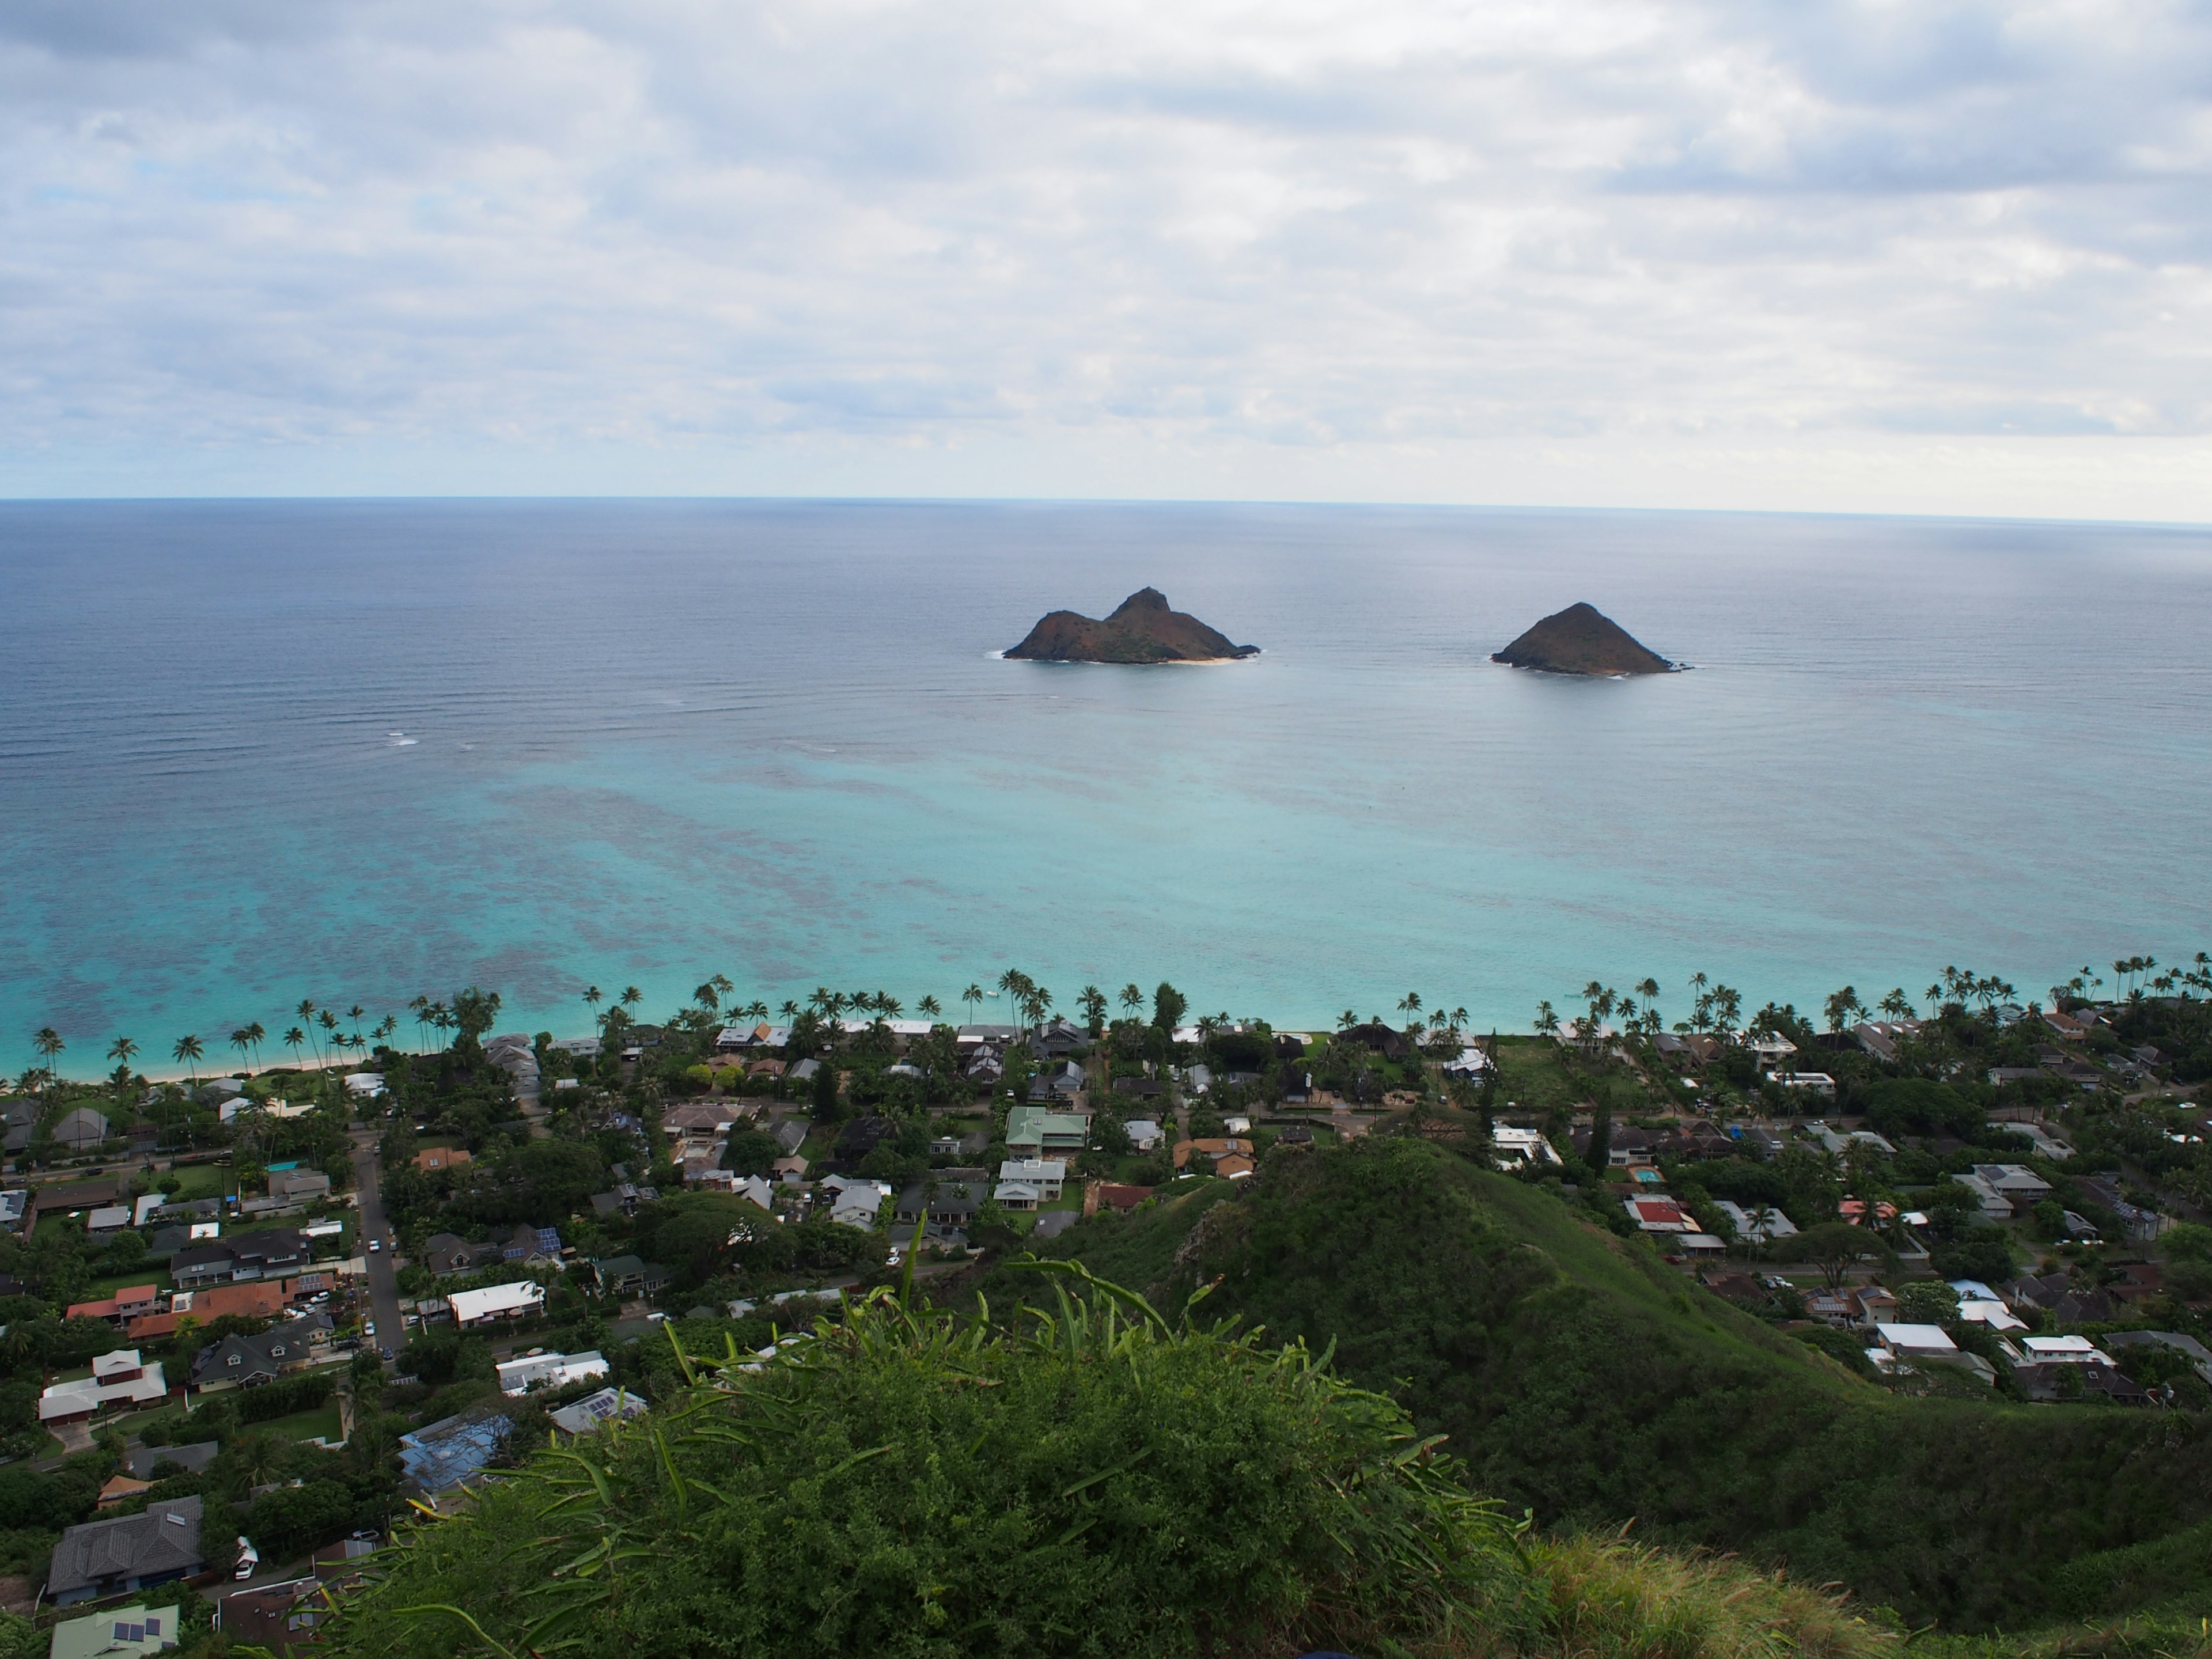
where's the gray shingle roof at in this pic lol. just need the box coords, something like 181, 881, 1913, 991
47, 1496, 204, 1598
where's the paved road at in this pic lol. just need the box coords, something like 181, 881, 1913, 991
348, 1132, 404, 1363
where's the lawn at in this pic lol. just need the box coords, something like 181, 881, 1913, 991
164, 1163, 229, 1200
86, 1266, 176, 1297
253, 1399, 343, 1445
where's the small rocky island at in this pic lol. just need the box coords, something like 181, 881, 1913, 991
1006, 588, 1259, 663
1492, 602, 1675, 676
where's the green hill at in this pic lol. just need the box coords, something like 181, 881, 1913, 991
1002, 1140, 2212, 1632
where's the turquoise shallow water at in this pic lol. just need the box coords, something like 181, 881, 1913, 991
3, 498, 2210, 1071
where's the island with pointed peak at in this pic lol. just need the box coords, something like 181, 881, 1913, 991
1491, 602, 1675, 676
1005, 588, 1259, 663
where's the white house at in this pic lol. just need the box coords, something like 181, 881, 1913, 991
998, 1158, 1066, 1200
1491, 1125, 1560, 1171
448, 1282, 547, 1327
497, 1349, 611, 1396
2017, 1334, 2115, 1366
1714, 1200, 1798, 1242
1123, 1120, 1165, 1153
39, 1350, 168, 1425
1873, 1323, 1959, 1361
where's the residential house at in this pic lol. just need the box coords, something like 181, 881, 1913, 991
67, 1285, 161, 1327
39, 1350, 168, 1426
1172, 1137, 1251, 1171
125, 1442, 218, 1482
85, 1205, 133, 1238
30, 1177, 122, 1226
998, 1158, 1066, 1200
267, 1167, 332, 1205
497, 1349, 610, 1396
787, 1058, 821, 1084
52, 1108, 113, 1150
153, 1279, 287, 1332
423, 1233, 506, 1278
2075, 1172, 2169, 1241
1490, 1126, 1560, 1171
0, 1190, 25, 1230
2010, 1360, 2149, 1404
588, 1183, 652, 1219
504, 1224, 563, 1266
2002, 1271, 2119, 1325
1744, 1033, 1798, 1072
46, 1497, 204, 1607
994, 1181, 1041, 1211
1872, 1323, 1993, 1384
591, 1256, 668, 1299
768, 1119, 808, 1156
1971, 1164, 2054, 1210
1812, 1126, 1895, 1156
1622, 1197, 1697, 1234
190, 1317, 331, 1392
412, 1146, 472, 1173
1713, 1200, 1797, 1243
1123, 1119, 1165, 1153
1180, 1064, 1214, 1094
1005, 1107, 1089, 1158
2105, 1330, 2212, 1384
549, 1386, 649, 1437
1097, 1184, 1153, 1213
449, 1282, 547, 1326
1031, 1018, 1090, 1059
96, 1469, 153, 1509
894, 1179, 984, 1227
48, 1604, 180, 1659
398, 1408, 512, 1496
1948, 1172, 2017, 1221
833, 1117, 897, 1168
1026, 1060, 1086, 1104
731, 1173, 775, 1211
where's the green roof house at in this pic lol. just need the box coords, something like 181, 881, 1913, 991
1003, 1107, 1088, 1158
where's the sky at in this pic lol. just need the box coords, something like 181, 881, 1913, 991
3, 0, 2210, 517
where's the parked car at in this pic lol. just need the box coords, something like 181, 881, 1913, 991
368, 1239, 381, 1252
234, 1538, 260, 1580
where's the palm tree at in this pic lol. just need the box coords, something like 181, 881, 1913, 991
230, 1027, 254, 1071
319, 1009, 340, 1066
374, 1014, 398, 1046
1338, 1009, 1359, 1031
1534, 1000, 1557, 1038
880, 997, 904, 1020
583, 985, 603, 1016
246, 1021, 266, 1070
107, 1036, 138, 1085
347, 1005, 366, 1044
1397, 992, 1422, 1029
1878, 989, 1914, 1021
620, 986, 642, 1011
963, 983, 985, 1023
694, 982, 721, 1013
918, 995, 942, 1020
1078, 986, 1106, 1031
1450, 1006, 1469, 1039
172, 1034, 204, 1084
1119, 983, 1145, 1017
32, 1028, 65, 1103
1635, 979, 1660, 1026
283, 1027, 307, 1067
778, 1000, 800, 1022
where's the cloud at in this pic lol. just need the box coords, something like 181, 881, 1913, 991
0, 0, 2209, 506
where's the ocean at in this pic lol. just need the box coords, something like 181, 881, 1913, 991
3, 498, 2209, 1073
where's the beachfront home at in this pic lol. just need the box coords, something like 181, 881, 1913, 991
45, 1498, 204, 1607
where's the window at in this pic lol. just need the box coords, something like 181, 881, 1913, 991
228, 1353, 241, 1366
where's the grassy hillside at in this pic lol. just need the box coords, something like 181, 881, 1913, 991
323, 1273, 1902, 1659
999, 1141, 2212, 1631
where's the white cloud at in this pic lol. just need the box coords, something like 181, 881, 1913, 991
1, 0, 2209, 513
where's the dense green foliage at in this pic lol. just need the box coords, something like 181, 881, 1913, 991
329, 1271, 1536, 1659
1017, 1141, 2212, 1631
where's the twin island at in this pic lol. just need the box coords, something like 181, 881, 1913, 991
1007, 590, 1675, 676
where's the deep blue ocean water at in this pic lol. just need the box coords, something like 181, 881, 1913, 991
4, 498, 2210, 1072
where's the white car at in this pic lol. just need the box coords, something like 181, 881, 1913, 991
367, 1239, 380, 1252
362, 1320, 376, 1337
234, 1538, 259, 1580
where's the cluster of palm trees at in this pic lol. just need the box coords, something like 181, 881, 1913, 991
2084, 953, 2212, 1002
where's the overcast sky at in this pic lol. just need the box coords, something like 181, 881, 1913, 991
3, 0, 2209, 516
